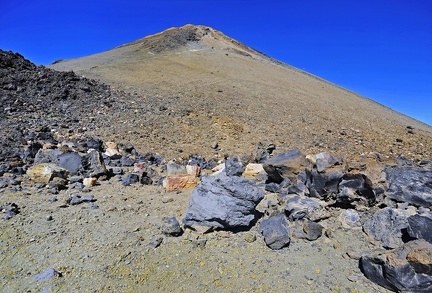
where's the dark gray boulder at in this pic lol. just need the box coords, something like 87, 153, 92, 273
306, 169, 343, 200
66, 194, 95, 205
140, 172, 153, 185
224, 155, 245, 177
265, 182, 281, 193
302, 220, 324, 241
86, 137, 103, 151
363, 207, 413, 249
253, 141, 276, 163
86, 150, 107, 177
263, 148, 309, 184
360, 240, 432, 292
386, 167, 432, 208
120, 156, 134, 166
183, 172, 264, 230
58, 152, 83, 174
34, 149, 62, 165
259, 214, 290, 249
122, 173, 140, 186
336, 174, 376, 209
161, 217, 183, 236
407, 213, 432, 243
287, 182, 308, 196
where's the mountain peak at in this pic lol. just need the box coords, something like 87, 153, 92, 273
48, 25, 432, 162
120, 24, 258, 56
120, 24, 212, 53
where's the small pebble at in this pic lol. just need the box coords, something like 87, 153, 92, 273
149, 237, 163, 249
347, 275, 359, 282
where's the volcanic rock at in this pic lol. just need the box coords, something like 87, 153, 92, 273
386, 167, 432, 208
285, 195, 330, 222
302, 220, 324, 241
363, 207, 416, 249
164, 162, 200, 192
182, 172, 264, 230
336, 173, 376, 209
122, 174, 140, 186
161, 217, 183, 236
163, 175, 199, 192
86, 150, 108, 177
360, 240, 432, 292
2, 203, 19, 220
259, 213, 290, 250
253, 141, 276, 163
338, 209, 362, 229
407, 213, 432, 243
34, 268, 62, 281
66, 194, 95, 205
304, 168, 343, 200
58, 152, 83, 174
263, 148, 309, 184
311, 152, 343, 172
224, 155, 245, 177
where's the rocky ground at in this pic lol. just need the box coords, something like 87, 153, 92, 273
1, 43, 432, 293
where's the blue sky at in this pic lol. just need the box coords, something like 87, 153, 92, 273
1, 0, 431, 125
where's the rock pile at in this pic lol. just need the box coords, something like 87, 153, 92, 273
0, 49, 121, 170
181, 148, 432, 292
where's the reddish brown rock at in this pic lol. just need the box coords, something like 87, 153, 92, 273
163, 175, 199, 192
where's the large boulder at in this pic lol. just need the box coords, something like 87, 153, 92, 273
86, 150, 107, 177
259, 214, 290, 250
305, 168, 343, 200
225, 155, 245, 177
58, 152, 83, 174
34, 149, 63, 165
336, 173, 376, 209
183, 172, 264, 230
386, 167, 432, 208
360, 240, 432, 292
363, 207, 415, 249
407, 213, 432, 243
263, 148, 309, 184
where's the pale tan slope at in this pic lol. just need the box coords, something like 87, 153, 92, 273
49, 24, 432, 162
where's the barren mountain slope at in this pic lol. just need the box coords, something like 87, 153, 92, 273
49, 24, 432, 162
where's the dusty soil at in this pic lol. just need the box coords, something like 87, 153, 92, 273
2, 24, 431, 292
1, 177, 390, 292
